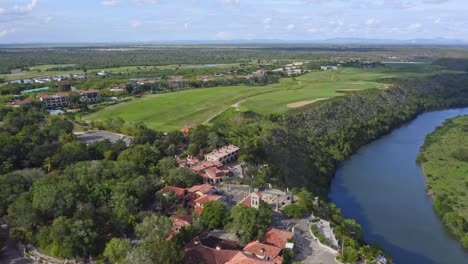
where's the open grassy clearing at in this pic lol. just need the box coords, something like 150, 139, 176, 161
419, 116, 468, 220
84, 64, 450, 131
240, 65, 451, 114
84, 84, 285, 131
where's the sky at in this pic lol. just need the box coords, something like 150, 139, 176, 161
0, 0, 467, 43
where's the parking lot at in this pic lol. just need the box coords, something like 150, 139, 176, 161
75, 130, 132, 146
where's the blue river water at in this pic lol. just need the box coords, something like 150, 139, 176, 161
329, 108, 468, 264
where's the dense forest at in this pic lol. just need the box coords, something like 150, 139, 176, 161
261, 73, 468, 196
0, 45, 443, 74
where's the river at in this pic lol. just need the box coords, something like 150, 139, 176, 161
329, 108, 468, 264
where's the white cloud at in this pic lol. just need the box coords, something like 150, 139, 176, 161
365, 18, 378, 26
223, 0, 240, 5
101, 0, 120, 7
263, 17, 272, 30
0, 0, 38, 15
131, 20, 142, 28
215, 31, 227, 40
286, 24, 295, 31
0, 28, 15, 38
423, 0, 449, 4
133, 0, 164, 4
408, 23, 422, 30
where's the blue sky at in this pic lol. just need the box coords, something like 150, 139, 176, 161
0, 0, 467, 43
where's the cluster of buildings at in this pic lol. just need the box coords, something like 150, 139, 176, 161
36, 89, 100, 108
177, 144, 240, 184
5, 74, 87, 85
185, 227, 294, 264
272, 62, 305, 76
320, 65, 339, 71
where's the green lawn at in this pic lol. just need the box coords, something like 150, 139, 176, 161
84, 85, 285, 131
419, 116, 468, 220
84, 64, 452, 131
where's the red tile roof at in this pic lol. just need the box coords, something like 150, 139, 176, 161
243, 241, 281, 261
160, 185, 186, 199
238, 192, 262, 208
194, 194, 222, 205
188, 183, 214, 195
191, 161, 224, 172
263, 228, 294, 249
226, 251, 275, 264
185, 241, 240, 264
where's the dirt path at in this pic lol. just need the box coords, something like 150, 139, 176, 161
202, 99, 246, 125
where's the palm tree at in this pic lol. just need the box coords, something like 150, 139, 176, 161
43, 157, 53, 173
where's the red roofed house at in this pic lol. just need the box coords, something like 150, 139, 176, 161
189, 183, 216, 197
263, 227, 294, 249
227, 251, 277, 264
185, 240, 240, 264
194, 194, 222, 212
243, 241, 283, 263
205, 144, 240, 164
160, 185, 187, 201
37, 93, 71, 108
238, 192, 262, 209
191, 161, 230, 184
168, 215, 193, 239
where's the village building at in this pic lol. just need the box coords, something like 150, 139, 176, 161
238, 191, 262, 209
188, 183, 216, 197
109, 84, 128, 92
168, 76, 189, 88
78, 90, 100, 103
168, 215, 193, 239
160, 185, 188, 201
37, 93, 72, 108
263, 227, 294, 249
204, 144, 240, 164
37, 90, 100, 108
190, 161, 231, 184
243, 241, 283, 263
193, 194, 223, 212
58, 81, 72, 92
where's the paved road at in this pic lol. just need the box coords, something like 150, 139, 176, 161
0, 237, 32, 264
273, 215, 339, 264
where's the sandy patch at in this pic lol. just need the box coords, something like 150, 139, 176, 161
287, 98, 328, 108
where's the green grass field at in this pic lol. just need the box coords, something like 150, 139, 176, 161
83, 64, 450, 131
419, 116, 468, 220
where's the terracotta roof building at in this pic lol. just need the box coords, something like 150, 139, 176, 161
168, 215, 193, 239
263, 228, 294, 249
188, 183, 215, 197
205, 144, 240, 164
194, 194, 222, 212
160, 185, 187, 200
185, 241, 240, 264
238, 192, 262, 209
243, 241, 283, 263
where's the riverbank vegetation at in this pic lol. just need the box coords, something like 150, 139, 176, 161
417, 115, 468, 248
